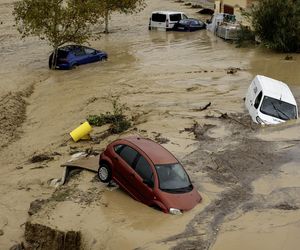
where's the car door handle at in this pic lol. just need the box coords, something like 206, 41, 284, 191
130, 173, 135, 178
114, 157, 119, 161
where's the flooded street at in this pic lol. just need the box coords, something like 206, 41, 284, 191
1, 0, 300, 249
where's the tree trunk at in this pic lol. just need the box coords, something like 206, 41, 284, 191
50, 47, 58, 70
104, 9, 109, 33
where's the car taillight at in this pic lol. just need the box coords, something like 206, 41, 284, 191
166, 19, 169, 27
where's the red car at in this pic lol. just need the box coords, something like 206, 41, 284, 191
98, 137, 202, 214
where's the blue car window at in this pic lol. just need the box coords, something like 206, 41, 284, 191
84, 47, 96, 55
180, 19, 189, 25
190, 21, 199, 26
57, 50, 69, 59
74, 47, 86, 56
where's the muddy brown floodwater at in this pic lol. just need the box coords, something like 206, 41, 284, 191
1, 0, 300, 249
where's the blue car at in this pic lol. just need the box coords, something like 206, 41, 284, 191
173, 18, 206, 32
49, 45, 108, 70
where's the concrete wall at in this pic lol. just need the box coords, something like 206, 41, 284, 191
215, 0, 254, 12
213, 0, 254, 24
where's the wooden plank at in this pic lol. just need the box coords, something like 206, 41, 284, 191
61, 155, 99, 172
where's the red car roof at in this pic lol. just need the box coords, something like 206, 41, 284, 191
122, 137, 178, 165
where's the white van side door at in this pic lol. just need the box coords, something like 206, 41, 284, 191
249, 90, 263, 122
245, 80, 255, 109
246, 80, 263, 122
151, 13, 167, 29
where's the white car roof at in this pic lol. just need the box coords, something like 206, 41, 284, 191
151, 11, 184, 15
256, 75, 297, 106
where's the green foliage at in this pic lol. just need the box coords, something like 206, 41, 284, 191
236, 25, 256, 48
13, 0, 101, 48
13, 0, 146, 68
13, 0, 146, 45
251, 0, 300, 52
87, 113, 127, 127
110, 119, 131, 134
87, 96, 131, 134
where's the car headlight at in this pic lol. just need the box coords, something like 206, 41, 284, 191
169, 208, 182, 215
256, 116, 265, 124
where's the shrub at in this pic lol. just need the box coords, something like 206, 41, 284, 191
251, 0, 300, 52
236, 25, 256, 47
87, 95, 131, 134
110, 119, 131, 134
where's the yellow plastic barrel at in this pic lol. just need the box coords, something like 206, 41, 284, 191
70, 121, 93, 142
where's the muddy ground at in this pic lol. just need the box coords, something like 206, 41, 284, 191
1, 0, 300, 249
165, 115, 300, 249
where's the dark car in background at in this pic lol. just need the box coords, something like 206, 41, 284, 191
98, 137, 202, 214
173, 18, 206, 32
48, 45, 107, 70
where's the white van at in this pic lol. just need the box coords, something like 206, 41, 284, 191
245, 75, 298, 124
149, 11, 188, 31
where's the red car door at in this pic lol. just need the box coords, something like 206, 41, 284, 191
131, 154, 155, 205
115, 145, 142, 201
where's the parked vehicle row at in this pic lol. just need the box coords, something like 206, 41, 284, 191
149, 11, 206, 32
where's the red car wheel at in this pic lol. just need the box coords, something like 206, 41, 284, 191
98, 163, 112, 183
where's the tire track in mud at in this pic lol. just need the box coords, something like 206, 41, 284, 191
163, 114, 292, 250
0, 85, 34, 150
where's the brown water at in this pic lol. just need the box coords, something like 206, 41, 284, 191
1, 0, 300, 249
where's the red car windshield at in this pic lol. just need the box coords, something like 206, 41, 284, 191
155, 163, 192, 193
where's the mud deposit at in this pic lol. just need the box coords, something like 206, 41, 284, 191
0, 85, 34, 149
164, 115, 295, 249
1, 0, 300, 249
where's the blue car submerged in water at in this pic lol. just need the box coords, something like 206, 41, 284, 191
49, 45, 108, 70
173, 18, 206, 32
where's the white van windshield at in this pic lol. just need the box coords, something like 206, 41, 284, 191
260, 96, 297, 120
152, 13, 166, 22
